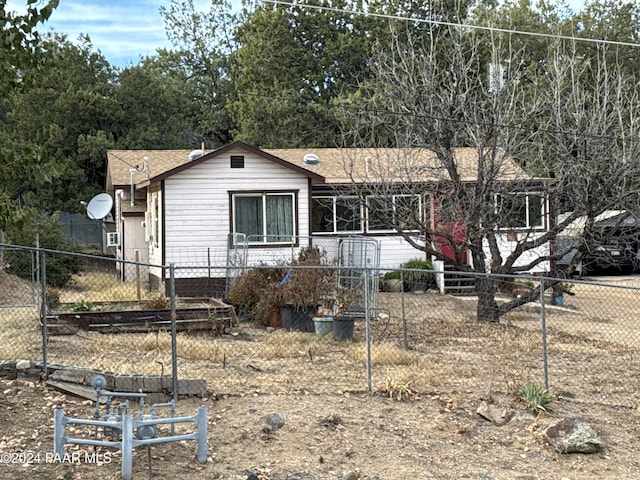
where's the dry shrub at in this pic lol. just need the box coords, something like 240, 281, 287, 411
59, 271, 156, 304
260, 330, 330, 359
496, 329, 542, 360
344, 342, 416, 365
138, 332, 172, 352
378, 361, 438, 392
177, 335, 228, 361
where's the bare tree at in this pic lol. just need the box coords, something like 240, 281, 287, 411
338, 24, 640, 322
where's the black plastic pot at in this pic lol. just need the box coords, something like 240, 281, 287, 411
280, 304, 315, 332
333, 316, 354, 341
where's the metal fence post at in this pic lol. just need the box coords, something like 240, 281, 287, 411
364, 267, 372, 394
169, 264, 178, 407
40, 248, 48, 379
540, 277, 549, 390
401, 270, 407, 349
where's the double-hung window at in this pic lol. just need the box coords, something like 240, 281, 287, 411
233, 192, 296, 244
312, 196, 362, 234
367, 194, 422, 232
497, 193, 545, 230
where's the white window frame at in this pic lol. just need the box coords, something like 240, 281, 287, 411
366, 194, 422, 233
311, 195, 363, 235
152, 194, 160, 248
232, 192, 297, 245
496, 192, 546, 230
106, 231, 120, 247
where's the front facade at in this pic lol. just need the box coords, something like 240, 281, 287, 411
106, 141, 551, 296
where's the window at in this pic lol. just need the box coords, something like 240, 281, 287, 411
152, 194, 160, 247
312, 196, 362, 234
497, 193, 545, 229
107, 232, 120, 247
367, 194, 422, 232
233, 192, 295, 244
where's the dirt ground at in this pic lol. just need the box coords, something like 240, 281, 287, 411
2, 272, 640, 479
1, 375, 639, 480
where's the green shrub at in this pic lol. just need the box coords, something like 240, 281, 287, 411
383, 270, 401, 280
5, 212, 83, 288
70, 300, 94, 312
400, 257, 434, 291
519, 381, 553, 413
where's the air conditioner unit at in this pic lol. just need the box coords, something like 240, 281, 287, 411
107, 232, 120, 247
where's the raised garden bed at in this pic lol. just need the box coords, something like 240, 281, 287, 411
44, 299, 235, 335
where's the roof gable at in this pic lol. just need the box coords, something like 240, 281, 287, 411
106, 141, 325, 189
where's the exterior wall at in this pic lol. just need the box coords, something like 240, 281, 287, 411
483, 232, 551, 274
161, 149, 311, 281
310, 235, 425, 270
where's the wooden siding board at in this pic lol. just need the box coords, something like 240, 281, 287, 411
161, 151, 310, 268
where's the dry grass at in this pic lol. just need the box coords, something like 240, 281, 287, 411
57, 271, 159, 305
343, 342, 416, 365
2, 272, 640, 406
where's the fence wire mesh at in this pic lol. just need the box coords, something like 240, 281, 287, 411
1, 244, 639, 410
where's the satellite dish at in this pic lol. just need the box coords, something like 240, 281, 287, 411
85, 193, 113, 220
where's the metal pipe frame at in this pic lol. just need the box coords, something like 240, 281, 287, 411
54, 406, 208, 480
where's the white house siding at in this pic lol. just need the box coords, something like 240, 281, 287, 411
162, 150, 311, 280
308, 235, 424, 272
376, 236, 427, 270
483, 232, 551, 274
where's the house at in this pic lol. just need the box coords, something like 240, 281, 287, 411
106, 141, 551, 296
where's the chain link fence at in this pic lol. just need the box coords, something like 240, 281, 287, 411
1, 243, 639, 410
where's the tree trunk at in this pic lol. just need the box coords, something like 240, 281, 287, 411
476, 276, 500, 322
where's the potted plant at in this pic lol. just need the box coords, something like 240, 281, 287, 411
511, 279, 535, 298
280, 247, 335, 332
400, 257, 433, 293
551, 282, 574, 306
312, 298, 335, 337
332, 285, 361, 341
383, 270, 403, 292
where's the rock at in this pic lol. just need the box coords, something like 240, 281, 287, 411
285, 474, 316, 480
342, 472, 358, 480
265, 412, 285, 430
243, 469, 260, 480
477, 400, 513, 426
544, 417, 602, 454
510, 411, 536, 424
16, 359, 32, 370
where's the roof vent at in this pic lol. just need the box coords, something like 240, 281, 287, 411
303, 153, 319, 165
189, 149, 203, 161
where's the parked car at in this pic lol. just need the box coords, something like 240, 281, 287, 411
556, 210, 640, 275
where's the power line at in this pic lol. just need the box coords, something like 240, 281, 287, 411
234, 90, 640, 145
262, 0, 640, 49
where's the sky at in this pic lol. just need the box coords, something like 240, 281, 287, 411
7, 0, 214, 68
8, 0, 587, 69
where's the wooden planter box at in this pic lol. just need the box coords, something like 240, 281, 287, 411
44, 300, 235, 335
